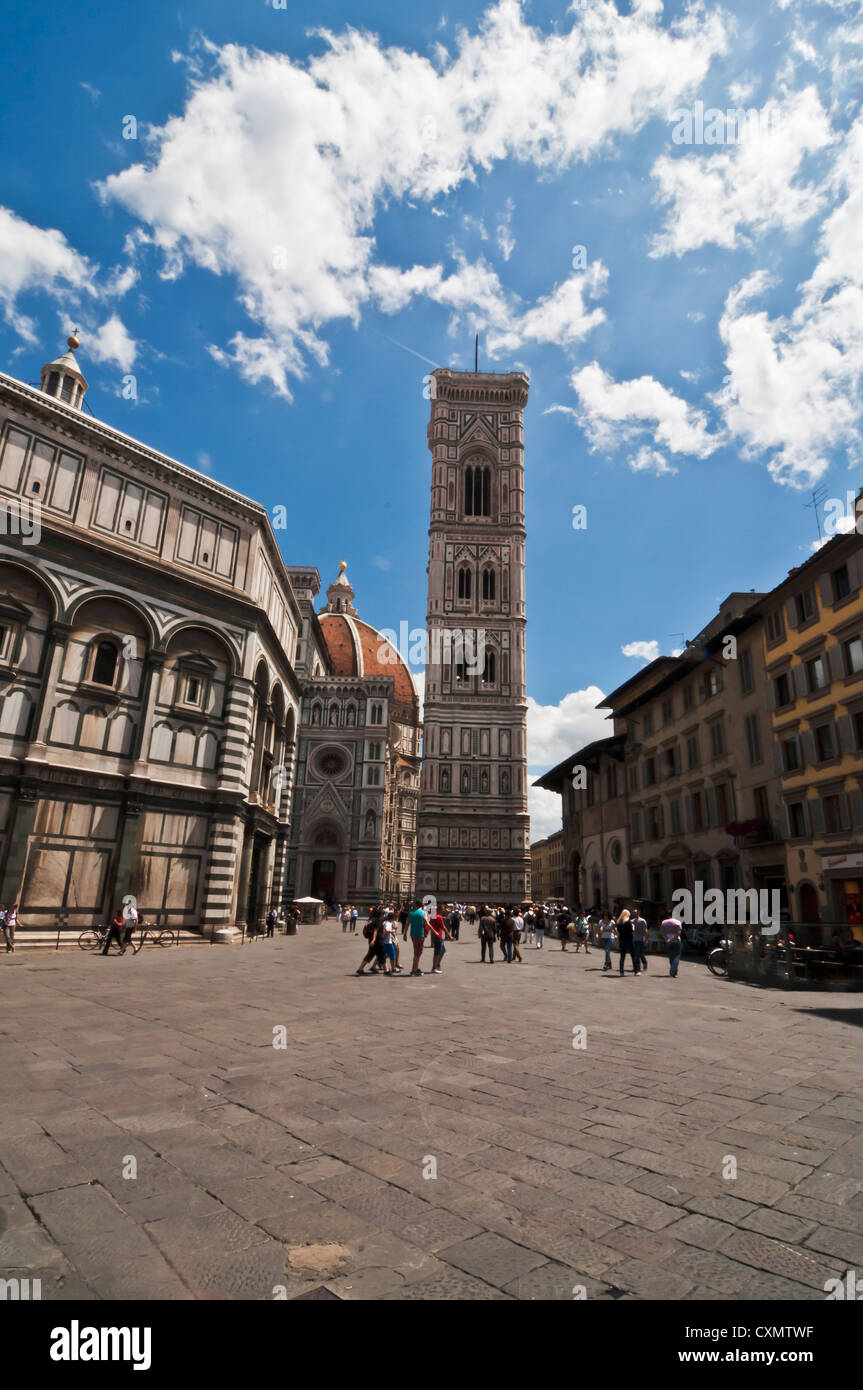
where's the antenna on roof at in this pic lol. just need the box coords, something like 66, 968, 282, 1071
804, 484, 829, 543
475, 333, 479, 373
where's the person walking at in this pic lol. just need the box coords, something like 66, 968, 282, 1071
499, 910, 515, 963
574, 912, 590, 953
631, 907, 648, 972
556, 905, 572, 951
534, 904, 546, 949
381, 914, 398, 975
356, 916, 387, 975
616, 908, 639, 976
428, 909, 453, 973
350, 905, 358, 933
447, 904, 462, 942
511, 908, 524, 963
408, 899, 428, 976
599, 913, 616, 970
266, 907, 277, 938
102, 907, 127, 956
523, 905, 535, 945
661, 910, 683, 978
341, 905, 351, 932
2, 902, 16, 953
478, 907, 497, 963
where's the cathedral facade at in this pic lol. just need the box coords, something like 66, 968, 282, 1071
414, 369, 531, 903
0, 338, 418, 934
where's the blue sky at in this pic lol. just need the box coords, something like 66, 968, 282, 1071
1, 0, 861, 836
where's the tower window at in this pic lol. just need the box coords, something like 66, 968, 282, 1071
482, 651, 496, 684
482, 568, 495, 601
457, 567, 472, 600
46, 372, 60, 396
464, 464, 491, 517
60, 376, 75, 403
91, 640, 119, 688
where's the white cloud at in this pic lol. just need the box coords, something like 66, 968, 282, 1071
622, 639, 660, 661
650, 86, 834, 257
558, 360, 721, 461
0, 206, 96, 342
526, 686, 608, 769
528, 784, 563, 841
86, 314, 138, 371
371, 554, 392, 571
98, 0, 728, 394
496, 197, 516, 260
714, 117, 863, 486
486, 263, 608, 355
629, 445, 677, 475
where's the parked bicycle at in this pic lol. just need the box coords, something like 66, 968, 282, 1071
707, 939, 730, 978
77, 922, 175, 951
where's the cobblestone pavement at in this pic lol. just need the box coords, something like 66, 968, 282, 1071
1, 927, 862, 1301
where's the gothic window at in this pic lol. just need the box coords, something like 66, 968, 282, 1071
455, 661, 466, 684
90, 640, 119, 688
482, 651, 496, 685
464, 464, 491, 517
457, 567, 472, 601
370, 703, 383, 725
482, 568, 496, 601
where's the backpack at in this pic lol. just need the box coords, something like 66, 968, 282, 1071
363, 921, 375, 940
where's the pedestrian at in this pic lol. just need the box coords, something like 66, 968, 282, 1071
447, 904, 462, 942
399, 903, 409, 940
428, 909, 453, 973
102, 907, 127, 956
616, 908, 639, 976
534, 903, 546, 949
122, 897, 141, 954
408, 898, 428, 976
2, 902, 16, 954
661, 910, 683, 978
512, 907, 524, 962
556, 905, 572, 951
466, 903, 477, 931
350, 905, 358, 933
631, 907, 648, 972
266, 907, 277, 938
499, 910, 515, 963
523, 905, 535, 945
341, 905, 350, 932
381, 915, 399, 975
574, 912, 590, 953
599, 912, 616, 970
478, 907, 497, 963
356, 916, 387, 975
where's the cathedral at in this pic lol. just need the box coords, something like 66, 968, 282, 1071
0, 335, 526, 935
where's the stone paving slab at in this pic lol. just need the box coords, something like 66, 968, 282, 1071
1, 927, 863, 1300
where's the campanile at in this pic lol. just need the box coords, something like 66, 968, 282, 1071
415, 368, 531, 904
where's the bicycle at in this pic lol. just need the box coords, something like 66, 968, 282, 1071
136, 923, 176, 948
77, 925, 133, 953
707, 941, 729, 978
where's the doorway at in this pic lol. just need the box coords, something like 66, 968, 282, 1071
311, 859, 336, 902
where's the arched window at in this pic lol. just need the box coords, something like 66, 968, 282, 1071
482, 650, 496, 685
91, 640, 119, 688
370, 703, 383, 725
457, 567, 472, 601
482, 568, 496, 601
464, 464, 491, 517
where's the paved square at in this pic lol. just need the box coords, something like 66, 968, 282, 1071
2, 928, 862, 1300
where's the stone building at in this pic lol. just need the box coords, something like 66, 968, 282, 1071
760, 528, 863, 931
529, 829, 565, 902
287, 563, 420, 909
0, 337, 418, 934
415, 368, 531, 903
534, 735, 627, 910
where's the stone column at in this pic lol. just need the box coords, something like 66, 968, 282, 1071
0, 784, 39, 905
271, 830, 289, 917
200, 808, 243, 935
111, 799, 143, 912
234, 823, 254, 929
130, 650, 167, 770
255, 833, 277, 930
218, 677, 255, 794
31, 621, 72, 746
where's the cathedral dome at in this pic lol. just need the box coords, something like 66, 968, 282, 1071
318, 612, 418, 709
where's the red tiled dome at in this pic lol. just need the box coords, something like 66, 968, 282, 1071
319, 613, 418, 708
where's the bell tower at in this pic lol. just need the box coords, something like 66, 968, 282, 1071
415, 368, 531, 904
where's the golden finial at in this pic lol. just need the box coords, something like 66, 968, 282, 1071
67, 332, 80, 351
338, 559, 347, 572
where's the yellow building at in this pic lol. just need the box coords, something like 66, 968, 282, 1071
762, 526, 863, 935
